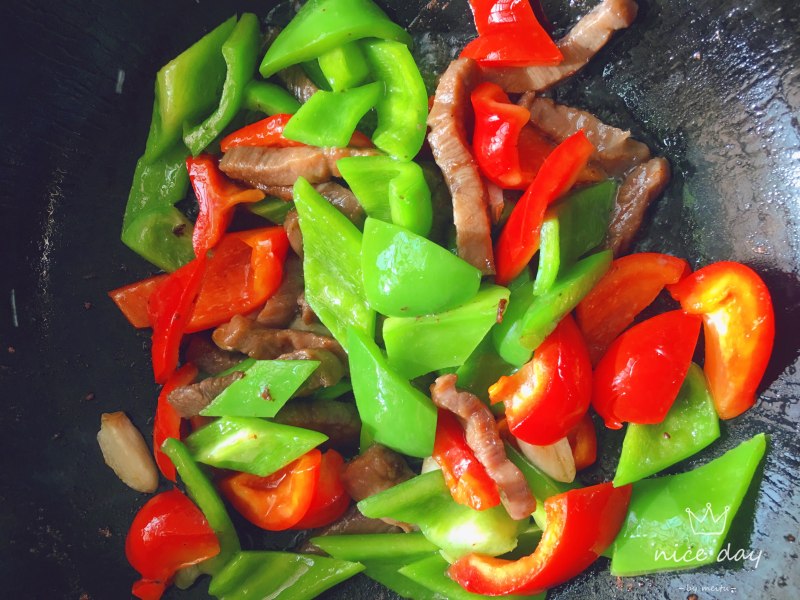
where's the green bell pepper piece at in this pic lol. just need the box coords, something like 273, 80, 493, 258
338, 156, 433, 236
400, 555, 546, 600
145, 16, 236, 161
614, 363, 721, 486
313, 533, 443, 600
455, 335, 516, 403
384, 285, 511, 379
358, 470, 524, 559
121, 205, 195, 272
611, 433, 767, 576
247, 198, 295, 224
283, 82, 382, 147
362, 218, 482, 318
364, 560, 445, 600
208, 551, 364, 600
556, 179, 617, 267
259, 0, 412, 77
243, 80, 301, 115
533, 181, 617, 296
185, 416, 327, 476
123, 141, 189, 228
312, 533, 438, 562
318, 41, 371, 92
200, 360, 321, 418
301, 59, 333, 90
505, 442, 578, 529
293, 177, 375, 348
348, 327, 437, 458
493, 250, 612, 366
121, 137, 194, 271
213, 357, 256, 378
362, 39, 428, 161
161, 438, 240, 575
532, 215, 560, 296
184, 14, 261, 155
313, 380, 353, 400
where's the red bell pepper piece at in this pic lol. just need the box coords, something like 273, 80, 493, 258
471, 82, 532, 189
667, 261, 775, 420
592, 310, 702, 429
576, 253, 691, 363
220, 113, 374, 152
126, 489, 220, 600
432, 409, 502, 511
292, 450, 351, 529
108, 274, 168, 329
448, 482, 631, 595
566, 413, 597, 471
219, 449, 322, 531
187, 155, 265, 255
147, 255, 207, 384
220, 114, 304, 152
489, 315, 592, 446
462, 0, 562, 67
186, 227, 289, 333
153, 363, 198, 482
494, 130, 595, 286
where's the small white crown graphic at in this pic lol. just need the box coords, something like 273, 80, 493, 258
685, 503, 730, 536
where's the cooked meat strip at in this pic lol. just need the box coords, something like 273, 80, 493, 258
430, 374, 536, 520
276, 348, 346, 396
167, 371, 244, 418
213, 314, 346, 362
514, 97, 670, 255
278, 65, 319, 104
220, 145, 379, 187
297, 292, 317, 325
298, 505, 402, 554
184, 334, 246, 375
482, 0, 639, 93
608, 157, 671, 254
274, 398, 361, 450
427, 58, 495, 275
313, 182, 365, 225
341, 444, 415, 502
520, 96, 651, 178
283, 209, 304, 258
256, 256, 304, 328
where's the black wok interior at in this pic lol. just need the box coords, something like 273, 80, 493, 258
1, 0, 798, 598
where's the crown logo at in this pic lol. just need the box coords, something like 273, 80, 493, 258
685, 503, 730, 536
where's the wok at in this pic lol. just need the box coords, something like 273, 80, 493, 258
1, 0, 798, 598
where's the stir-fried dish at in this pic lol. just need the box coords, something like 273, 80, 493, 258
99, 0, 776, 598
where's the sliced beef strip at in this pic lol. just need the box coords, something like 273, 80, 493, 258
341, 444, 415, 502
427, 58, 495, 275
297, 292, 317, 325
482, 0, 639, 93
273, 398, 361, 450
608, 157, 671, 254
257, 255, 304, 328
276, 348, 346, 396
220, 145, 379, 187
278, 65, 319, 103
167, 371, 244, 418
185, 334, 246, 375
283, 209, 304, 258
514, 97, 671, 256
297, 505, 403, 554
520, 96, 651, 178
430, 374, 536, 521
213, 314, 346, 363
